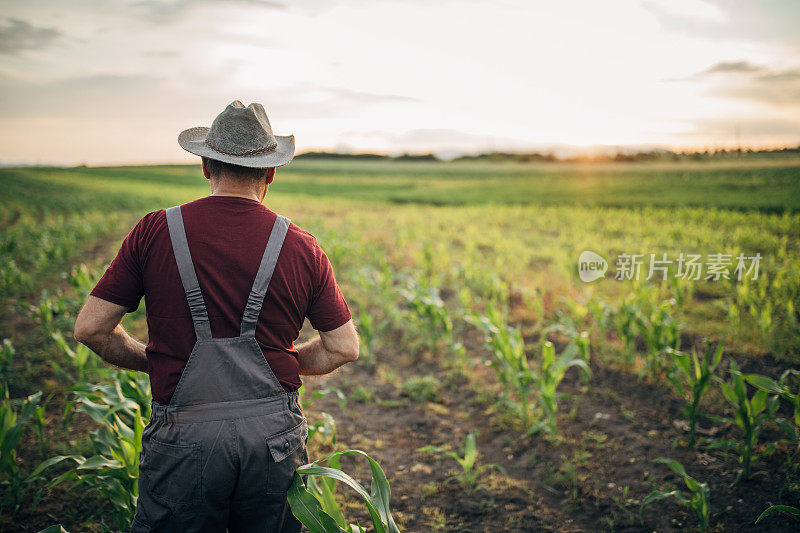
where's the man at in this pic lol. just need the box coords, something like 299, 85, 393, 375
74, 100, 359, 532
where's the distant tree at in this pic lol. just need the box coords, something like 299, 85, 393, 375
395, 153, 438, 161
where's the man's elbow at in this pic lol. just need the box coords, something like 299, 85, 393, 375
346, 345, 359, 362
74, 316, 102, 346
73, 322, 91, 345
342, 338, 359, 363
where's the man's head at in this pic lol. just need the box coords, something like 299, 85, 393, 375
201, 156, 276, 185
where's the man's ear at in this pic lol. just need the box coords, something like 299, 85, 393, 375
266, 167, 276, 185
201, 157, 212, 180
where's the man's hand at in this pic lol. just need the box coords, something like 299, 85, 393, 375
74, 295, 149, 373
296, 319, 359, 376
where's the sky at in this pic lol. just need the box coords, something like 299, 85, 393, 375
0, 0, 799, 165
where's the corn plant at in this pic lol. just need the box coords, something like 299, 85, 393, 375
668, 275, 694, 310
0, 338, 15, 383
24, 290, 74, 336
453, 266, 509, 313
711, 360, 779, 481
299, 452, 358, 532
399, 276, 457, 360
730, 266, 800, 357
31, 398, 47, 460
544, 315, 591, 383
51, 331, 104, 383
65, 263, 99, 294
357, 261, 403, 328
67, 369, 152, 423
611, 294, 643, 365
0, 385, 43, 513
30, 452, 139, 530
300, 385, 347, 411
288, 449, 400, 533
536, 340, 591, 433
637, 298, 681, 379
470, 305, 590, 435
33, 370, 150, 530
309, 412, 338, 449
745, 368, 800, 449
300, 385, 343, 449
604, 292, 681, 377
417, 433, 506, 494
664, 343, 724, 448
402, 277, 452, 340
641, 458, 710, 532
354, 306, 387, 369
559, 296, 590, 328
467, 304, 536, 430
588, 297, 614, 334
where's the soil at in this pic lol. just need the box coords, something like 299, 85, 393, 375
302, 323, 799, 532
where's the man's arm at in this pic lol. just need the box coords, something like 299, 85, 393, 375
297, 319, 359, 376
73, 295, 149, 373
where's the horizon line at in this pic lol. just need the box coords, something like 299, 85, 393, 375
2, 141, 800, 168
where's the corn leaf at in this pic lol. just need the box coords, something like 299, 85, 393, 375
755, 504, 800, 523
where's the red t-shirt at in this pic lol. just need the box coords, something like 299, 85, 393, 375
89, 195, 352, 405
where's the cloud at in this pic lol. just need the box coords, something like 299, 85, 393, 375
133, 0, 284, 23
318, 87, 419, 105
0, 74, 417, 131
233, 84, 420, 120
645, 0, 800, 47
0, 18, 61, 54
700, 60, 764, 75
141, 49, 180, 58
0, 73, 165, 118
690, 60, 800, 107
757, 68, 800, 83
339, 128, 535, 153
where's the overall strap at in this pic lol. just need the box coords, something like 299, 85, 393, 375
165, 206, 212, 341
240, 215, 290, 337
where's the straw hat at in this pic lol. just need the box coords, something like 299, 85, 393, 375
178, 100, 295, 168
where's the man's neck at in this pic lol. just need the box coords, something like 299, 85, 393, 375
210, 191, 261, 202
209, 181, 267, 203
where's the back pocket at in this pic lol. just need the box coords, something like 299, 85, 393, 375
265, 419, 309, 494
141, 438, 201, 507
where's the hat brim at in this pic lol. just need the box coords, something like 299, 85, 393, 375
178, 126, 295, 168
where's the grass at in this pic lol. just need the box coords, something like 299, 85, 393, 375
271, 158, 800, 211
4, 156, 800, 212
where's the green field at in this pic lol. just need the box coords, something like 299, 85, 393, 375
7, 157, 800, 211
1, 158, 799, 531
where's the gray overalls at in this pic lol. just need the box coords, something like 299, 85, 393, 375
131, 205, 309, 533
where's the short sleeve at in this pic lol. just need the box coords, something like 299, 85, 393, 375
306, 243, 351, 332
89, 216, 147, 313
